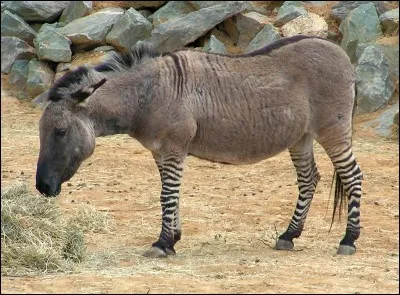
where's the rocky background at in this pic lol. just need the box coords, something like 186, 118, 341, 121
1, 1, 399, 136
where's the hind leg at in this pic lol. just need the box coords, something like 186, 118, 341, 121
323, 143, 363, 255
276, 135, 320, 250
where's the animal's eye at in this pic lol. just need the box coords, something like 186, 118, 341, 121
55, 128, 67, 137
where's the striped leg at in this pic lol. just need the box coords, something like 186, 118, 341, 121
143, 154, 184, 258
327, 145, 362, 255
276, 135, 320, 250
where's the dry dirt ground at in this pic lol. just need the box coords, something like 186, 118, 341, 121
1, 76, 399, 293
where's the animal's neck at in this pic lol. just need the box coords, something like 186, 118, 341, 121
87, 87, 139, 137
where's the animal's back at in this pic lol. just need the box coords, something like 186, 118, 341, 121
176, 37, 354, 164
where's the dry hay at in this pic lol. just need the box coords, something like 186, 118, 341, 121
1, 182, 112, 276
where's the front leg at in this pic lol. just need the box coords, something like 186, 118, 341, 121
143, 154, 184, 258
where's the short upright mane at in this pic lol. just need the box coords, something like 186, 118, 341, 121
48, 43, 161, 102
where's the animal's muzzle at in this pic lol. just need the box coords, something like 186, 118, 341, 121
36, 163, 62, 197
36, 177, 61, 197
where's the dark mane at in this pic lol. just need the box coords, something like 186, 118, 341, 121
48, 42, 161, 102
48, 66, 89, 102
240, 35, 328, 57
176, 35, 329, 58
94, 42, 161, 73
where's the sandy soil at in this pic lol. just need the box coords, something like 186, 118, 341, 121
1, 76, 399, 293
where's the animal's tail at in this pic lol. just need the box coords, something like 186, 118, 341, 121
328, 84, 358, 231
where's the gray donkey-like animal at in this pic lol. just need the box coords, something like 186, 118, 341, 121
36, 35, 363, 258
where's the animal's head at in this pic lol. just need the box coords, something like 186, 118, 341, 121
36, 67, 106, 197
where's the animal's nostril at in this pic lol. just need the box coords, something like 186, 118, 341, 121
36, 178, 50, 195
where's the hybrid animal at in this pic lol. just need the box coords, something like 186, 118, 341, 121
36, 35, 363, 258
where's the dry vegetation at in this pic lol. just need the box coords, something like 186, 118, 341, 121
1, 181, 112, 276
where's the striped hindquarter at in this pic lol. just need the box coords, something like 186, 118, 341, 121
326, 145, 363, 254
275, 135, 321, 250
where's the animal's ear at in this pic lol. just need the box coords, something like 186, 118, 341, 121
71, 78, 107, 103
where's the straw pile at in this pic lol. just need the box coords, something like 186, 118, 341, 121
1, 182, 111, 275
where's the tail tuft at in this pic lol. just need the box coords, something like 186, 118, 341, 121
329, 171, 347, 231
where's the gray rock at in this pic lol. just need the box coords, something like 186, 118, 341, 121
138, 9, 152, 19
57, 8, 124, 46
28, 23, 43, 33
275, 1, 307, 27
224, 11, 272, 49
38, 22, 65, 34
245, 3, 268, 15
379, 8, 399, 36
149, 1, 195, 27
303, 1, 326, 6
1, 10, 37, 45
26, 59, 55, 98
147, 1, 247, 53
203, 35, 227, 54
1, 1, 8, 14
188, 1, 228, 9
3, 1, 69, 22
106, 8, 152, 51
246, 24, 280, 53
365, 101, 399, 137
9, 59, 30, 99
33, 27, 72, 62
356, 45, 395, 114
56, 62, 71, 72
59, 1, 92, 24
92, 45, 115, 53
340, 3, 383, 63
1, 36, 36, 73
356, 42, 399, 79
127, 1, 166, 9
331, 1, 391, 22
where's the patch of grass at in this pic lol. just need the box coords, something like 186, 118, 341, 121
1, 182, 112, 275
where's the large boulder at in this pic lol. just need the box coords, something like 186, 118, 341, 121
281, 12, 328, 37
59, 1, 92, 24
1, 10, 37, 45
203, 35, 227, 54
1, 36, 36, 73
274, 1, 307, 27
106, 8, 153, 51
355, 45, 395, 114
124, 1, 166, 9
340, 3, 383, 63
356, 40, 399, 80
224, 11, 272, 49
331, 1, 392, 22
366, 101, 399, 137
379, 8, 399, 36
147, 1, 247, 53
3, 1, 69, 22
8, 59, 30, 100
246, 24, 281, 53
26, 59, 55, 98
57, 8, 124, 46
149, 1, 195, 26
33, 26, 72, 62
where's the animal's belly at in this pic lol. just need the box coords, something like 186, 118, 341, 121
188, 120, 300, 165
